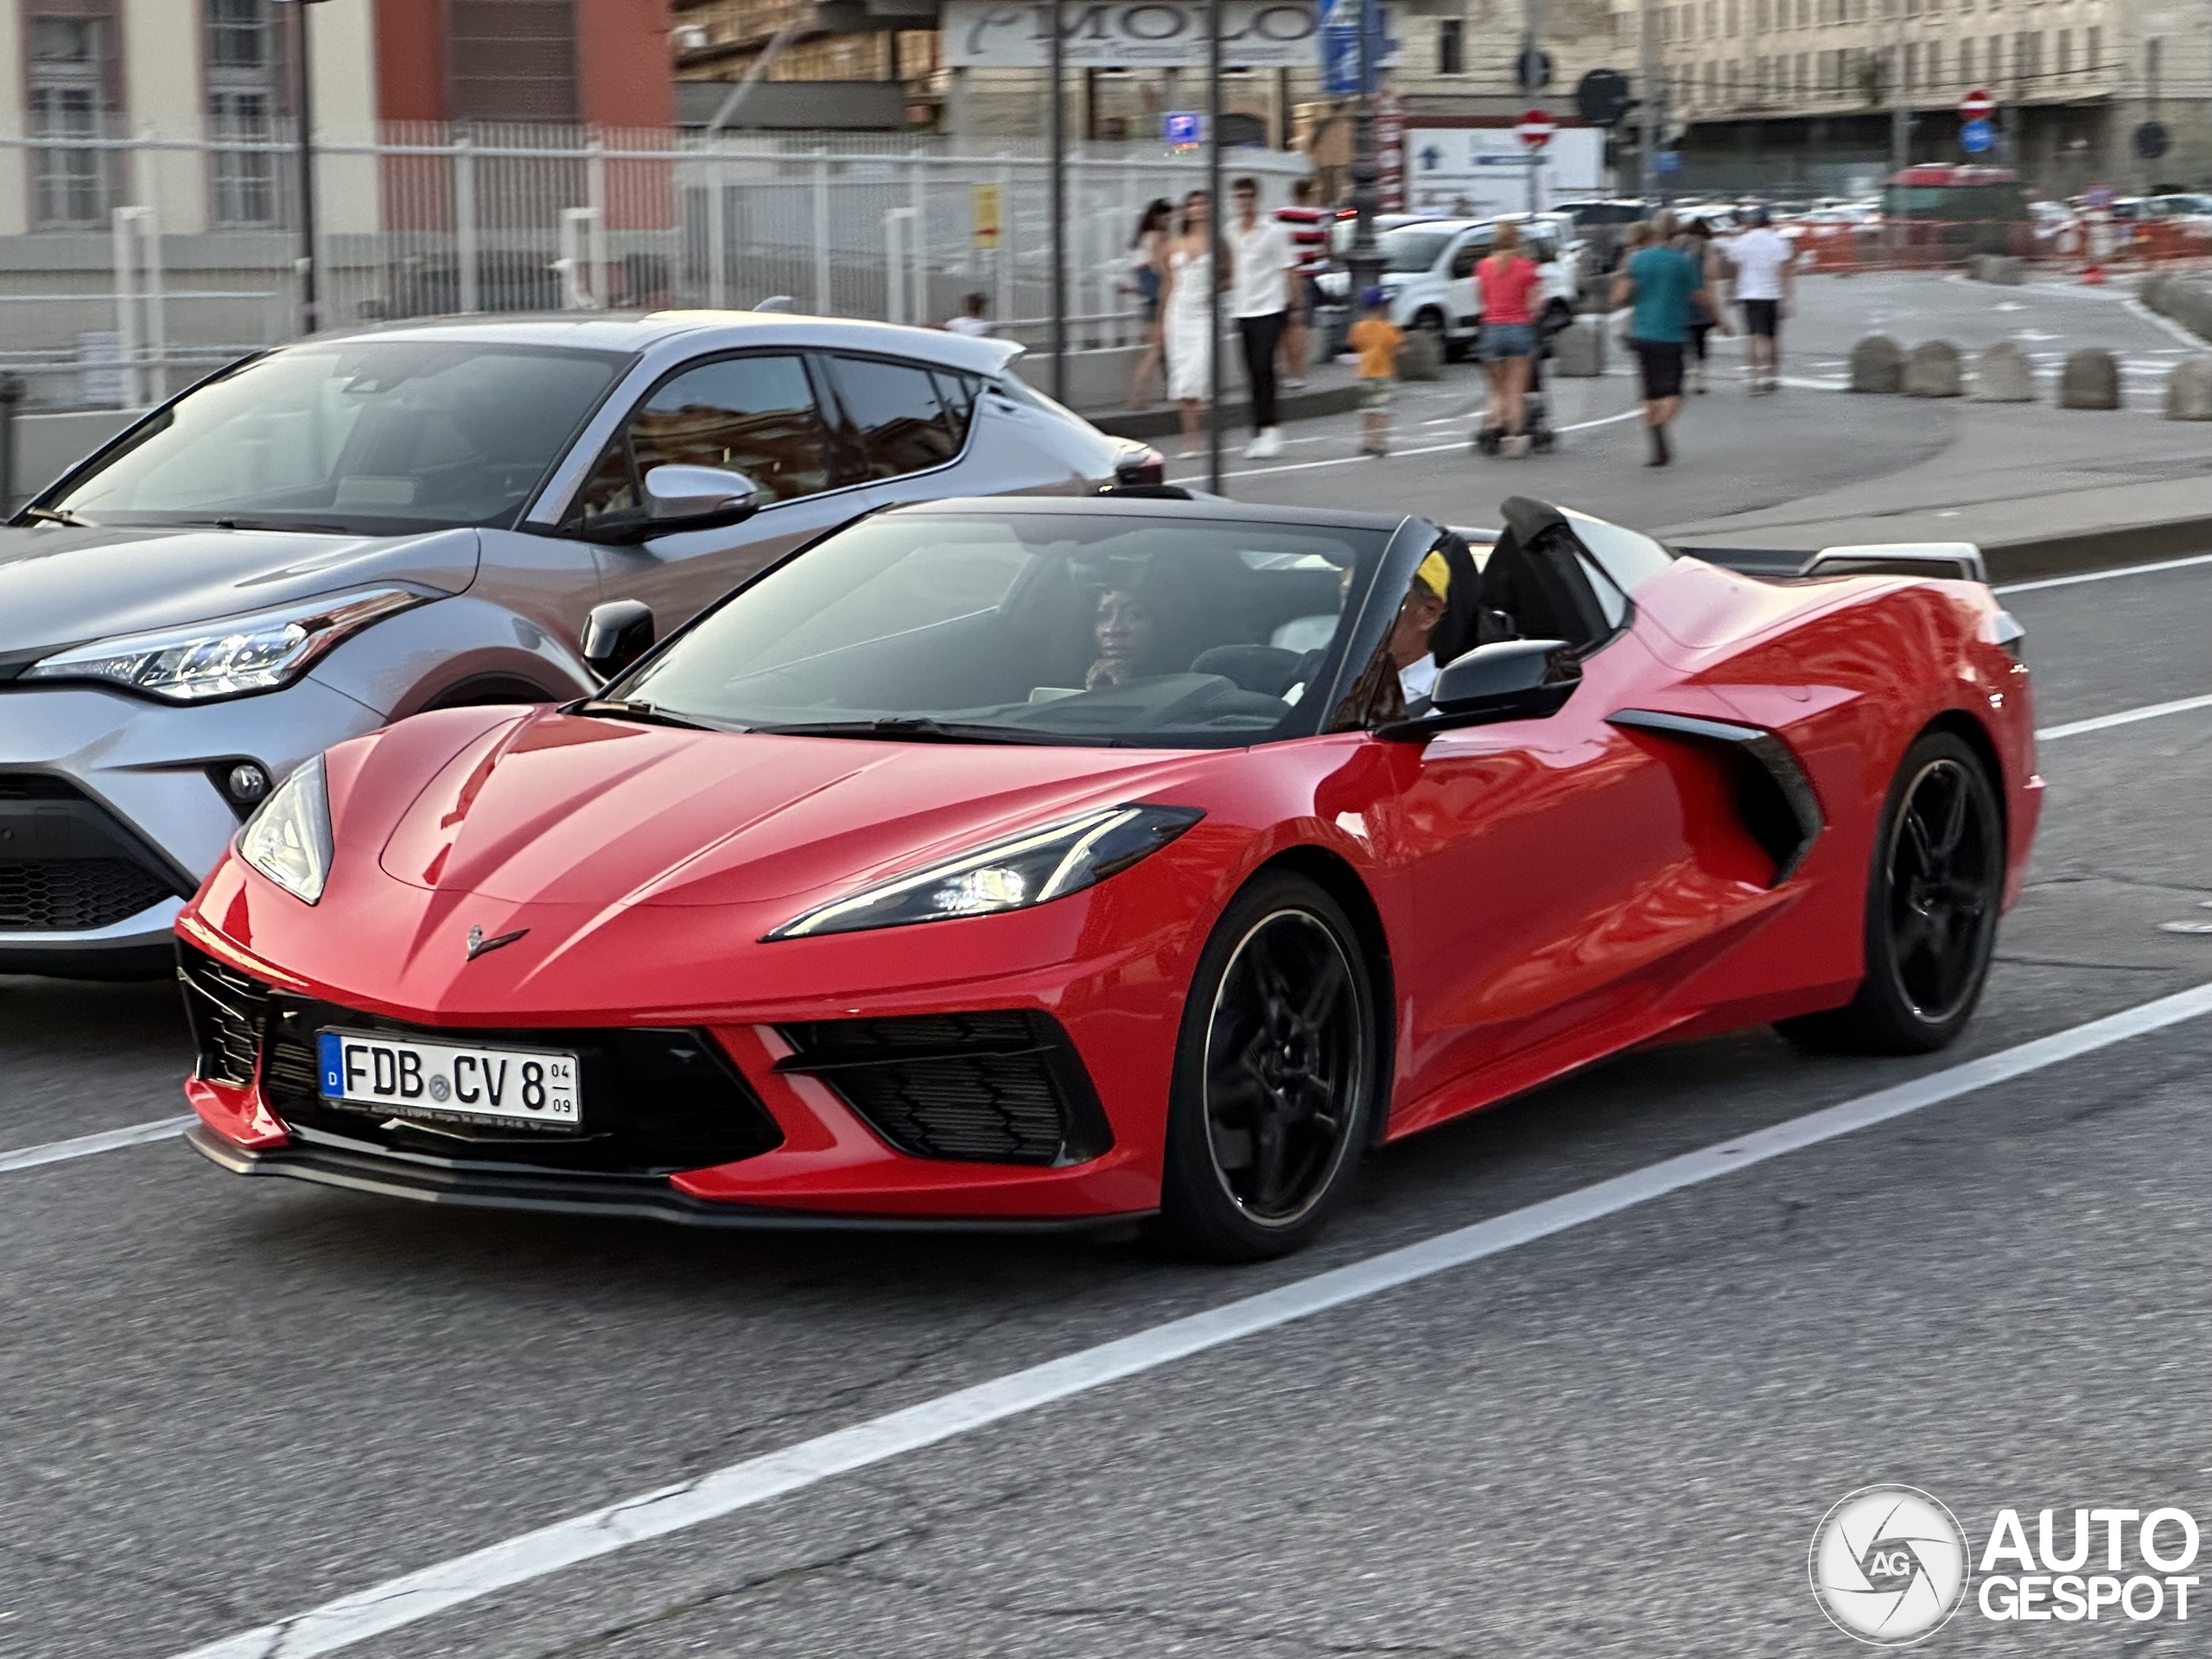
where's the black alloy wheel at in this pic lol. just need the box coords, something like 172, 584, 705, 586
1780, 730, 2005, 1055
1160, 874, 1377, 1261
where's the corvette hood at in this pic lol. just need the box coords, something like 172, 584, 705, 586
369, 707, 1211, 912
0, 524, 479, 659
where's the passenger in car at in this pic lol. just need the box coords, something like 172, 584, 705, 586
1389, 550, 1454, 708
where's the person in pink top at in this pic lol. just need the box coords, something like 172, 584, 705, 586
1474, 220, 1541, 455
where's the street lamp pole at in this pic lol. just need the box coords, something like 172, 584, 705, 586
1638, 0, 1659, 201
283, 0, 327, 335
1049, 0, 1066, 402
1344, 0, 1382, 318
1206, 0, 1224, 492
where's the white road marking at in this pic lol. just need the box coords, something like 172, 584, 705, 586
1180, 404, 1644, 482
170, 980, 2212, 1659
0, 1115, 193, 1174
1995, 550, 2212, 594
2038, 691, 2212, 741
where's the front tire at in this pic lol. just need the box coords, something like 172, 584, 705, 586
1780, 731, 2004, 1055
1158, 874, 1379, 1262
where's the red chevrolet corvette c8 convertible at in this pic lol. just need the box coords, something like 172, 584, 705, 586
180, 494, 2039, 1258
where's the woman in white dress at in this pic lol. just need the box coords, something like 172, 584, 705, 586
1160, 190, 1223, 457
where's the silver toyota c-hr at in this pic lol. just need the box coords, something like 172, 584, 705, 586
1, 312, 1155, 976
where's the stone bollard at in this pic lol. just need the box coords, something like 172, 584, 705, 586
1971, 340, 2035, 402
1399, 327, 1446, 382
1904, 340, 1963, 397
1849, 334, 1904, 393
1550, 319, 1605, 377
2058, 348, 2120, 410
2164, 357, 2212, 420
1978, 255, 2024, 285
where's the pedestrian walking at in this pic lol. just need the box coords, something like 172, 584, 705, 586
1612, 210, 1711, 467
1728, 206, 1796, 394
1125, 198, 1174, 410
1474, 219, 1541, 454
1275, 177, 1332, 391
943, 292, 995, 337
1349, 287, 1403, 458
1674, 219, 1733, 395
1160, 189, 1220, 458
1227, 175, 1295, 460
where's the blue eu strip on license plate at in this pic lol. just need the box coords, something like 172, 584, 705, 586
319, 1031, 345, 1096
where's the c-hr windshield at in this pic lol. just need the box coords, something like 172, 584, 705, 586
47, 340, 629, 534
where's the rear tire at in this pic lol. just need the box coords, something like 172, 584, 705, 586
1779, 731, 2004, 1055
1157, 874, 1379, 1262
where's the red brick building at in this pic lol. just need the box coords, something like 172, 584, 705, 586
374, 0, 674, 130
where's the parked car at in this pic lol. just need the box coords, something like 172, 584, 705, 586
1550, 198, 1651, 271
1, 313, 1153, 978
1316, 219, 1577, 357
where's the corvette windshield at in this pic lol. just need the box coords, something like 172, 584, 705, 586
614, 512, 1389, 747
48, 340, 628, 533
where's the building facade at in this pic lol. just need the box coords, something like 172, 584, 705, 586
1623, 0, 2212, 195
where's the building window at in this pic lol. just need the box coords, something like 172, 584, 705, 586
2085, 24, 2099, 69
1957, 37, 1974, 80
1726, 0, 1739, 33
1927, 39, 1942, 83
1754, 0, 1769, 30
1987, 34, 2002, 80
1706, 2, 1718, 38
27, 14, 113, 227
1436, 16, 1464, 73
2056, 28, 2071, 72
207, 0, 281, 227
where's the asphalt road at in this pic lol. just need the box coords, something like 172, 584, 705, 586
4, 560, 2212, 1653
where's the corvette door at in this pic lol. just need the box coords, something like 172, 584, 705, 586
572, 353, 875, 632
1381, 521, 1780, 1122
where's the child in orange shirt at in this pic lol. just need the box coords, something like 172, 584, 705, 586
1347, 288, 1403, 458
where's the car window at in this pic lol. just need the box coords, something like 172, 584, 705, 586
613, 512, 1390, 747
1525, 232, 1559, 264
1380, 226, 1459, 273
828, 355, 966, 480
49, 341, 626, 533
573, 353, 833, 524
1449, 240, 1482, 280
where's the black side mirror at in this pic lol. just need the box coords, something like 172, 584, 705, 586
1382, 638, 1580, 740
581, 600, 654, 682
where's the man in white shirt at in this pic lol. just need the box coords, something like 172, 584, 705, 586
1228, 176, 1296, 459
1728, 207, 1796, 394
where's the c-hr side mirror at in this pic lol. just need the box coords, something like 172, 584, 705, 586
581, 600, 655, 682
643, 464, 760, 532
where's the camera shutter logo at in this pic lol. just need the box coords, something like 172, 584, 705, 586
1808, 1485, 1971, 1646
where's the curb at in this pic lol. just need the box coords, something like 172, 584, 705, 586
1978, 514, 2212, 583
1090, 384, 1367, 441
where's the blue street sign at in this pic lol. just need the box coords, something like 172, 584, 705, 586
1320, 0, 1391, 95
1164, 111, 1203, 148
1656, 149, 1681, 175
1959, 118, 1993, 154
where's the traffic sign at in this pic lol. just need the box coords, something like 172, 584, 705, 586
1163, 111, 1202, 149
1515, 46, 1553, 93
1958, 88, 1994, 123
1656, 149, 1681, 175
1516, 109, 1557, 150
2085, 182, 2115, 211
2136, 121, 2171, 161
1959, 118, 1993, 155
971, 182, 1003, 248
1575, 67, 1631, 127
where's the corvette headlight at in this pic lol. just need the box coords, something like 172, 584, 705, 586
766, 804, 1205, 941
237, 754, 334, 906
23, 588, 423, 703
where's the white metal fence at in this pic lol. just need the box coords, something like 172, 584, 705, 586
0, 123, 1306, 411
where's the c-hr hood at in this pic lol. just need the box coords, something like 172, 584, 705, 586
0, 523, 480, 658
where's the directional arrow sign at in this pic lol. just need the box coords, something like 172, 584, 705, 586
1958, 87, 1995, 123
1516, 109, 1556, 150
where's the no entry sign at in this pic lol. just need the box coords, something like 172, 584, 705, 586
1517, 109, 1556, 150
1958, 88, 1995, 123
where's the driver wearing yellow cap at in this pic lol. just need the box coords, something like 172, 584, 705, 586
1389, 549, 1454, 707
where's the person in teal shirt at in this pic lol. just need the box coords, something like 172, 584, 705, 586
1611, 214, 1712, 467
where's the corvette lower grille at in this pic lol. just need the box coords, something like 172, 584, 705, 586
776, 1011, 1112, 1166
184, 952, 783, 1176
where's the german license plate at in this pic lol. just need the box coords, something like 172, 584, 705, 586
316, 1030, 580, 1128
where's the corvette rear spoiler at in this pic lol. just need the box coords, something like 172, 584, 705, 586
1682, 542, 1988, 584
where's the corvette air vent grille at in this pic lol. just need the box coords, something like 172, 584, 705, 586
775, 1011, 1113, 1167
177, 945, 270, 1087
